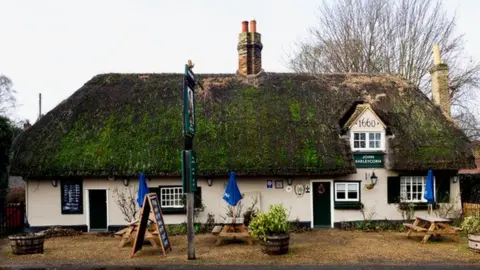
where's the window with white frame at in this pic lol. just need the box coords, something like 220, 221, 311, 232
335, 182, 359, 201
400, 176, 428, 203
352, 132, 382, 150
160, 187, 184, 208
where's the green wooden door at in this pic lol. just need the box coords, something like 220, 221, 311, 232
312, 182, 331, 227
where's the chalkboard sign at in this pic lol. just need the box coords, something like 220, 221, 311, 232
61, 179, 83, 214
131, 193, 172, 257
149, 194, 171, 252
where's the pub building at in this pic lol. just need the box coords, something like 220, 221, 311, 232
9, 20, 476, 231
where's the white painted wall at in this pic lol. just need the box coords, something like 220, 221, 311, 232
26, 179, 85, 226
25, 170, 463, 229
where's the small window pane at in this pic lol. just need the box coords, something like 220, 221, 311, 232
354, 133, 359, 140
160, 187, 185, 208
360, 133, 366, 140
354, 141, 359, 148
375, 133, 381, 140
369, 133, 374, 140
360, 141, 366, 148
337, 191, 346, 199
337, 184, 345, 191
348, 191, 358, 199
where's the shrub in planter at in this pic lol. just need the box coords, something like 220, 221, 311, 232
248, 204, 290, 255
461, 216, 480, 253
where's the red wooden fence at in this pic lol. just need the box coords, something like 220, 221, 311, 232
0, 203, 25, 236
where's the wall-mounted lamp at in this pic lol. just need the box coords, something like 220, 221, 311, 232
287, 178, 293, 186
370, 172, 378, 185
123, 178, 130, 186
207, 178, 213, 187
452, 176, 458, 183
365, 171, 378, 190
51, 179, 58, 187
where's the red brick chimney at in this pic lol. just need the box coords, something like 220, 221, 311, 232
237, 19, 263, 77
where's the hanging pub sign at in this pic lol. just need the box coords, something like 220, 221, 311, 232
182, 150, 197, 193
354, 153, 384, 168
183, 64, 196, 138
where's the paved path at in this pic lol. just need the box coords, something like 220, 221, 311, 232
2, 265, 480, 270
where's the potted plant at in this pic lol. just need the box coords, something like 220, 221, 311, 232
248, 204, 290, 255
461, 216, 480, 253
8, 232, 45, 255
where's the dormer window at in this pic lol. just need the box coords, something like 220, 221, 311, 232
343, 104, 387, 153
353, 132, 382, 150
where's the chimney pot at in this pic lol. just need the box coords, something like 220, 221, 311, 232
433, 44, 441, 65
242, 21, 249, 32
250, 19, 257, 32
237, 20, 263, 77
23, 121, 31, 131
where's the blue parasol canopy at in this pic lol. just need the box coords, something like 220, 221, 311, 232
424, 170, 435, 204
137, 172, 150, 207
223, 171, 242, 207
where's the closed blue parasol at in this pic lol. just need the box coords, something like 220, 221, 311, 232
424, 170, 435, 205
223, 171, 242, 207
137, 172, 150, 207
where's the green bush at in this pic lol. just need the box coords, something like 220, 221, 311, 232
461, 216, 480, 235
248, 204, 290, 241
167, 223, 187, 236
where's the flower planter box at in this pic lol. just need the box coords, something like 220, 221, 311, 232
9, 233, 45, 255
468, 234, 480, 253
259, 234, 290, 255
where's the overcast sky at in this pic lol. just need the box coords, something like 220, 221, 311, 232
1, 0, 479, 124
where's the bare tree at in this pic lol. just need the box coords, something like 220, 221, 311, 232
286, 0, 480, 139
112, 186, 139, 223
0, 75, 17, 117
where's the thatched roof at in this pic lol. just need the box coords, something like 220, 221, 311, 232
459, 141, 480, 174
9, 72, 476, 178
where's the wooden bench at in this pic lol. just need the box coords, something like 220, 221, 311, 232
211, 225, 223, 235
213, 217, 253, 246
403, 223, 427, 232
404, 215, 461, 243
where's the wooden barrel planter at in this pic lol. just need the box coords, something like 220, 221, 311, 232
8, 233, 45, 255
468, 234, 480, 253
260, 234, 290, 255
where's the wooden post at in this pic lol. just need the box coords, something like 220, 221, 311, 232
187, 192, 195, 260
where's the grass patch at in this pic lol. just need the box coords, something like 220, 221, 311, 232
0, 230, 479, 266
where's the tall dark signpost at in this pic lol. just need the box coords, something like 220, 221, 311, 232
182, 60, 197, 260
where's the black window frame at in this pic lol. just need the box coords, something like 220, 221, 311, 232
333, 180, 363, 210
387, 171, 452, 209
157, 185, 202, 214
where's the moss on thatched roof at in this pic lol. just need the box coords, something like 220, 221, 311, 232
9, 72, 476, 178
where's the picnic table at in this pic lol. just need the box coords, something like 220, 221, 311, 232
403, 214, 462, 243
211, 217, 253, 246
114, 219, 160, 248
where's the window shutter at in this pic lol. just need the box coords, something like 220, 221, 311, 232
436, 175, 450, 203
194, 187, 202, 208
387, 176, 401, 203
